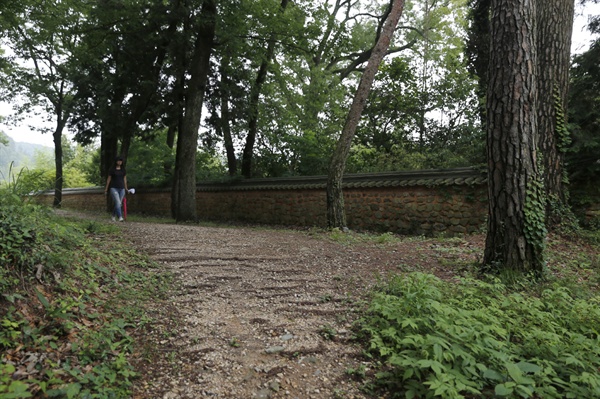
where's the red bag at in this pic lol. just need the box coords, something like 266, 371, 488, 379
122, 197, 127, 220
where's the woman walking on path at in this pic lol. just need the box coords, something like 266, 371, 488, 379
104, 156, 128, 222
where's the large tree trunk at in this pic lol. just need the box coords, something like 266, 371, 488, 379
172, 0, 216, 222
241, 0, 289, 178
536, 0, 574, 224
483, 0, 545, 275
326, 0, 405, 228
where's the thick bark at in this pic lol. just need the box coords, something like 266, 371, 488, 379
483, 0, 545, 274
536, 0, 574, 223
172, 0, 216, 222
241, 0, 289, 178
326, 0, 405, 228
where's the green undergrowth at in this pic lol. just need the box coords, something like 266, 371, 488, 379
314, 227, 413, 246
0, 193, 171, 398
358, 272, 600, 399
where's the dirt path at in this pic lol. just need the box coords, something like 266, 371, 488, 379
118, 220, 482, 399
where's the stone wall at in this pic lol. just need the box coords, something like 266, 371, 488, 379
37, 167, 488, 235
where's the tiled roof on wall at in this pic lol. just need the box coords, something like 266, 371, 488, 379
196, 167, 487, 192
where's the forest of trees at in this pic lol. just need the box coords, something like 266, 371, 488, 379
1, 0, 599, 274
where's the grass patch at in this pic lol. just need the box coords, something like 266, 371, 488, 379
319, 227, 419, 246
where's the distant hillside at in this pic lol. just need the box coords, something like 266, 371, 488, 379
0, 133, 53, 182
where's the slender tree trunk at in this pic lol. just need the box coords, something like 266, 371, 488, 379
326, 0, 405, 228
52, 117, 66, 208
120, 132, 132, 160
172, 0, 216, 222
220, 56, 237, 176
240, 51, 271, 178
100, 130, 119, 212
166, 26, 187, 151
166, 11, 188, 196
483, 0, 545, 274
465, 0, 491, 127
241, 0, 289, 178
167, 1, 190, 153
417, 0, 432, 148
536, 0, 574, 224
100, 74, 128, 181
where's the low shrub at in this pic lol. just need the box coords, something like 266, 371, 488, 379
0, 187, 167, 397
359, 273, 600, 398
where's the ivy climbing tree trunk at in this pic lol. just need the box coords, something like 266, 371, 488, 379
536, 0, 574, 224
483, 0, 546, 275
326, 0, 405, 229
467, 0, 574, 228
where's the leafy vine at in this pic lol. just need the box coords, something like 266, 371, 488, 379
553, 84, 571, 154
524, 163, 547, 268
553, 84, 571, 185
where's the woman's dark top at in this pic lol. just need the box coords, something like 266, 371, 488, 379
109, 167, 127, 189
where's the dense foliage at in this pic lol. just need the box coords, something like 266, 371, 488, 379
568, 37, 600, 221
359, 272, 600, 398
0, 0, 483, 180
1, 0, 595, 190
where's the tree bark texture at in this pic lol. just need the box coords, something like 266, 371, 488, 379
326, 0, 405, 228
483, 0, 545, 273
536, 0, 574, 220
172, 0, 216, 222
